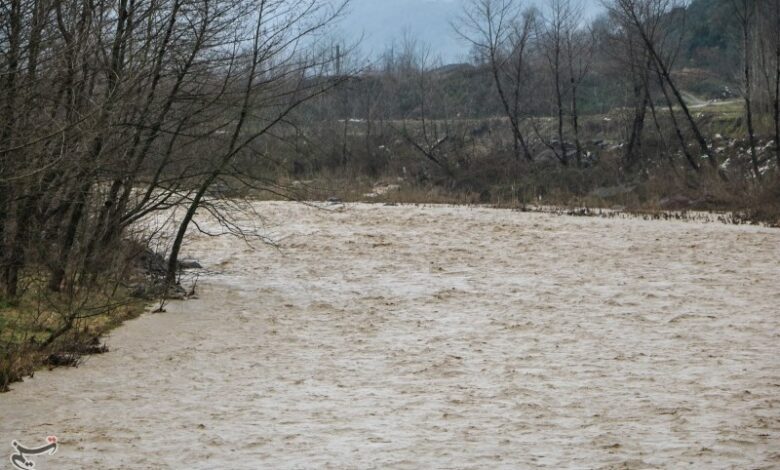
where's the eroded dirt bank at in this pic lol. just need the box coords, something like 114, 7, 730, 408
1, 202, 779, 469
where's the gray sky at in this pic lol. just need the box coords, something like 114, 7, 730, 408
336, 0, 603, 64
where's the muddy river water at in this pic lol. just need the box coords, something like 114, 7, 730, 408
1, 202, 779, 468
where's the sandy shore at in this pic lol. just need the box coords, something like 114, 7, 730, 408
1, 202, 779, 469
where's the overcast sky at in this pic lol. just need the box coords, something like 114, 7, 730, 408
336, 0, 603, 64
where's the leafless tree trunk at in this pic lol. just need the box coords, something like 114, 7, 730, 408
540, 0, 572, 165
609, 0, 721, 175
455, 0, 533, 161
564, 15, 593, 166
164, 0, 349, 286
731, 0, 761, 180
758, 0, 780, 167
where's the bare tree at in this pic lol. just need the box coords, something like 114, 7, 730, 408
730, 0, 761, 179
164, 0, 349, 287
596, 10, 653, 168
757, 0, 780, 167
0, 0, 351, 378
455, 0, 534, 161
539, 0, 577, 165
563, 6, 594, 165
393, 39, 454, 177
607, 0, 721, 175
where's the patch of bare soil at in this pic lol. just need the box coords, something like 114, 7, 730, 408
1, 202, 779, 469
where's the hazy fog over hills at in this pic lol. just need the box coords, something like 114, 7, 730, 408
336, 0, 603, 64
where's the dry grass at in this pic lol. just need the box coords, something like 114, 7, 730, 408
252, 165, 780, 229
0, 282, 147, 392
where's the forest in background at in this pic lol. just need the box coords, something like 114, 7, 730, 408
281, 0, 780, 205
1, 0, 779, 390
